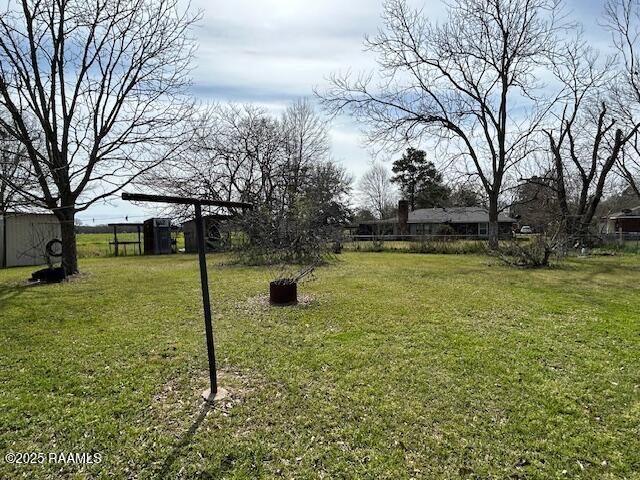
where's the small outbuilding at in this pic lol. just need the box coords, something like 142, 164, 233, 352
143, 218, 173, 255
182, 214, 233, 253
0, 212, 61, 268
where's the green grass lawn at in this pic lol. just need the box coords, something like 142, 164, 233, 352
1, 253, 638, 478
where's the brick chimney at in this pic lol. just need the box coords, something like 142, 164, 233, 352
398, 200, 409, 235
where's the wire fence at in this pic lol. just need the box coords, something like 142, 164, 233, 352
344, 234, 514, 242
342, 234, 495, 255
342, 232, 640, 255
587, 233, 640, 254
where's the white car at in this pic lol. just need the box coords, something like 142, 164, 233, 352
520, 225, 534, 234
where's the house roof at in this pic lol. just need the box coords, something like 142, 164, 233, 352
406, 207, 514, 224
606, 205, 640, 219
359, 207, 515, 225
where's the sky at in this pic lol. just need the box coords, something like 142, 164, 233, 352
79, 0, 610, 224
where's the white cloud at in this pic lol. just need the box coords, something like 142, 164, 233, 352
190, 0, 382, 99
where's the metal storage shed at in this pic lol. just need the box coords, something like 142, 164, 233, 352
0, 213, 61, 268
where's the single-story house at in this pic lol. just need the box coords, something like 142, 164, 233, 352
0, 212, 61, 268
601, 206, 640, 234
355, 201, 515, 238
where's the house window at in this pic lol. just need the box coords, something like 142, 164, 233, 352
478, 223, 488, 236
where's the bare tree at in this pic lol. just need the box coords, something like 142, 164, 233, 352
319, 0, 565, 247
281, 98, 331, 206
541, 37, 639, 240
236, 160, 352, 265
618, 149, 640, 197
145, 105, 232, 220
0, 0, 198, 274
147, 100, 333, 215
146, 103, 288, 220
145, 99, 351, 262
358, 162, 396, 219
604, 0, 640, 198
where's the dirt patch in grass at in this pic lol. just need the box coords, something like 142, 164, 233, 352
65, 271, 92, 282
237, 293, 319, 313
150, 366, 269, 419
139, 367, 277, 478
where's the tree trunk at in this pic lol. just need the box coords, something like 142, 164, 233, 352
0, 182, 6, 215
550, 140, 572, 237
56, 208, 79, 275
488, 195, 499, 249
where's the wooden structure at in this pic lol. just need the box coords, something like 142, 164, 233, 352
182, 213, 234, 253
122, 192, 252, 402
108, 223, 143, 256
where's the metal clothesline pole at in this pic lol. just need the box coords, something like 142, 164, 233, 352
122, 192, 252, 402
194, 202, 217, 397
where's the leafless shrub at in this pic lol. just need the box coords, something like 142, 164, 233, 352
490, 224, 568, 267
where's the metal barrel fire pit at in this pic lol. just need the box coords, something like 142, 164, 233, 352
269, 281, 297, 306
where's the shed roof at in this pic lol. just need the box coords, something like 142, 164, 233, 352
0, 211, 57, 218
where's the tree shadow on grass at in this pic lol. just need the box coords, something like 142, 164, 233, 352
155, 401, 214, 478
0, 278, 66, 308
569, 258, 640, 283
0, 282, 28, 305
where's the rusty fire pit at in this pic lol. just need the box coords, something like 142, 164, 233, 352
269, 281, 297, 306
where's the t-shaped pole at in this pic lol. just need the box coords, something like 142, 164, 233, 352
194, 202, 218, 398
121, 192, 252, 402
